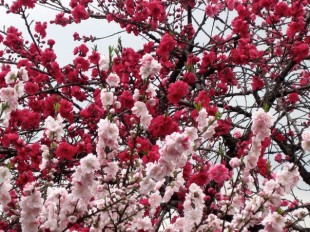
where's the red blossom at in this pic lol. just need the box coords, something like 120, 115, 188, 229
149, 115, 179, 139
251, 76, 265, 91
167, 81, 189, 104
292, 42, 309, 62
55, 142, 78, 160
287, 92, 299, 104
156, 33, 176, 62
34, 21, 47, 38
71, 5, 89, 23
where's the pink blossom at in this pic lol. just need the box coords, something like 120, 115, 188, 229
99, 55, 109, 71
208, 164, 230, 184
106, 73, 120, 87
251, 108, 274, 141
4, 70, 18, 84
20, 183, 43, 232
0, 167, 12, 211
301, 130, 310, 152
183, 183, 205, 230
0, 87, 18, 109
139, 54, 161, 80
100, 90, 114, 109
261, 212, 285, 232
132, 101, 148, 117
160, 132, 190, 168
244, 153, 259, 170
44, 114, 64, 141
229, 157, 240, 168
80, 153, 100, 173
135, 217, 152, 231
97, 118, 119, 149
104, 161, 119, 180
132, 101, 152, 130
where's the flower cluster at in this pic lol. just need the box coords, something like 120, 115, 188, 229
44, 114, 64, 141
139, 53, 161, 80
132, 101, 152, 130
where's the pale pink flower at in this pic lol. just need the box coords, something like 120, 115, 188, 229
160, 132, 190, 168
132, 101, 152, 130
244, 153, 259, 170
140, 177, 156, 195
0, 166, 11, 184
149, 191, 162, 209
251, 108, 274, 141
0, 167, 12, 211
233, 129, 243, 138
301, 130, 310, 152
146, 158, 176, 182
97, 118, 119, 149
174, 218, 187, 231
196, 108, 208, 130
20, 185, 43, 232
263, 179, 279, 195
99, 55, 109, 71
133, 89, 140, 101
135, 217, 152, 230
140, 113, 152, 130
40, 187, 72, 231
196, 109, 218, 139
229, 157, 240, 168
163, 173, 184, 202
183, 183, 205, 229
44, 115, 64, 141
276, 163, 300, 194
139, 53, 161, 80
4, 70, 18, 84
184, 126, 198, 142
0, 87, 18, 109
19, 67, 29, 81
158, 159, 176, 178
261, 212, 285, 232
132, 101, 148, 117
106, 73, 120, 87
100, 90, 114, 109
14, 81, 25, 98
208, 163, 230, 184
103, 161, 119, 179
80, 154, 100, 173
39, 145, 49, 170
146, 83, 157, 97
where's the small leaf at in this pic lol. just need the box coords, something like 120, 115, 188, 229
54, 102, 60, 112
263, 103, 270, 112
276, 208, 284, 215
194, 102, 202, 111
6, 162, 12, 170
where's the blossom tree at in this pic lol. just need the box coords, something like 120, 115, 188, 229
0, 0, 309, 231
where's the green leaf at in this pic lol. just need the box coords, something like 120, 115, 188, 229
215, 111, 222, 120
194, 102, 202, 111
276, 208, 284, 215
6, 162, 12, 170
263, 103, 270, 112
117, 37, 122, 53
54, 102, 60, 112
